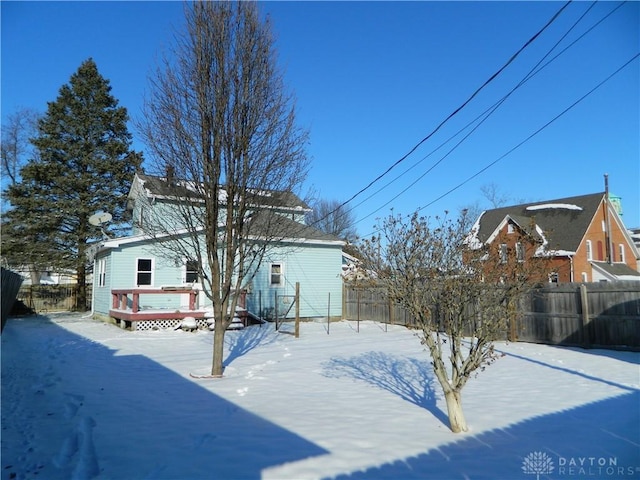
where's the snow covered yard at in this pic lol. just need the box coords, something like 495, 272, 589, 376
1, 313, 639, 480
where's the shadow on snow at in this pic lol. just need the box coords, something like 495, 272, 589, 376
323, 351, 450, 428
1, 316, 327, 480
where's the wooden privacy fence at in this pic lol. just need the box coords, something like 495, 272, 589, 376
343, 281, 640, 349
16, 284, 92, 314
517, 281, 640, 349
1, 268, 24, 331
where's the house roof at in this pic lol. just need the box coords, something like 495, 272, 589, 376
131, 173, 311, 212
247, 210, 344, 245
591, 261, 640, 281
471, 192, 606, 253
93, 211, 343, 257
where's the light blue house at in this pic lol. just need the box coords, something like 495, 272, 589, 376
90, 173, 345, 330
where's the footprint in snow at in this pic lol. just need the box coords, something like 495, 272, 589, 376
63, 393, 85, 420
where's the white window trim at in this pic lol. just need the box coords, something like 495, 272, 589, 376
515, 242, 525, 262
97, 258, 107, 287
270, 262, 284, 286
499, 244, 508, 264
183, 259, 199, 284
585, 240, 592, 261
136, 258, 154, 287
618, 244, 625, 263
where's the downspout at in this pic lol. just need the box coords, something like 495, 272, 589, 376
568, 254, 574, 282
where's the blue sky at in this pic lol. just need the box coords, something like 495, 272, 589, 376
2, 1, 639, 233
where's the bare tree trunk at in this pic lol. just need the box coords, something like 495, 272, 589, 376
211, 318, 226, 377
444, 390, 468, 433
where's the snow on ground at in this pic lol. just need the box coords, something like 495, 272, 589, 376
1, 313, 639, 480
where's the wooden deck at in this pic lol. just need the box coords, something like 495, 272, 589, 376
110, 288, 207, 329
108, 287, 251, 330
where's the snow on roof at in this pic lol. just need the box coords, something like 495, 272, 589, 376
463, 211, 485, 250
526, 203, 583, 212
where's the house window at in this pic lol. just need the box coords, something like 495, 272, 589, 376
96, 258, 106, 287
515, 242, 525, 262
499, 244, 508, 264
585, 240, 592, 261
581, 272, 588, 282
136, 258, 153, 286
549, 272, 559, 284
270, 263, 283, 286
597, 241, 603, 261
618, 244, 625, 263
507, 223, 515, 234
185, 259, 199, 283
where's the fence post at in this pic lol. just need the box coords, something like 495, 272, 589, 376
342, 282, 346, 321
580, 283, 590, 347
294, 282, 300, 338
274, 291, 278, 331
327, 292, 331, 335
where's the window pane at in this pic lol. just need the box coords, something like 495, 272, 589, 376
186, 260, 198, 283
137, 272, 152, 285
271, 263, 282, 285
138, 259, 152, 271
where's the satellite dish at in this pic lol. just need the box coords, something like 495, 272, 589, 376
89, 211, 112, 226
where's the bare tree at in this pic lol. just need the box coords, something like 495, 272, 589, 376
358, 210, 549, 433
480, 182, 510, 209
307, 198, 358, 242
137, 1, 309, 377
1, 108, 39, 190
2, 108, 41, 282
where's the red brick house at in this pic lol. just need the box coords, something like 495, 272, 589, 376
466, 192, 640, 283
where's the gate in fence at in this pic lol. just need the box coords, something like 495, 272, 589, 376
15, 284, 93, 313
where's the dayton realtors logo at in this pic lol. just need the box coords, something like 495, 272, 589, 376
522, 451, 554, 480
523, 451, 640, 478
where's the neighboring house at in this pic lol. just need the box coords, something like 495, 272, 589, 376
466, 192, 640, 283
90, 173, 345, 329
4, 265, 77, 286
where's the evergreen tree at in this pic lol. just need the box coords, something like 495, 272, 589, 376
3, 58, 142, 309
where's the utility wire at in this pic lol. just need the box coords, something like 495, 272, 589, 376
336, 1, 572, 211
353, 1, 613, 225
414, 53, 639, 214
359, 52, 639, 238
303, 0, 573, 238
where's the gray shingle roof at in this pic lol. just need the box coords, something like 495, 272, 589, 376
135, 173, 310, 211
591, 261, 640, 278
248, 210, 344, 244
475, 192, 606, 252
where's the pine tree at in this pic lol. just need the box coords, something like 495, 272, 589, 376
2, 58, 142, 309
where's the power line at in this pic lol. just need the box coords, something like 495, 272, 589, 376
352, 1, 618, 226
336, 1, 572, 212
358, 52, 639, 237
414, 53, 639, 214
303, 0, 573, 238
